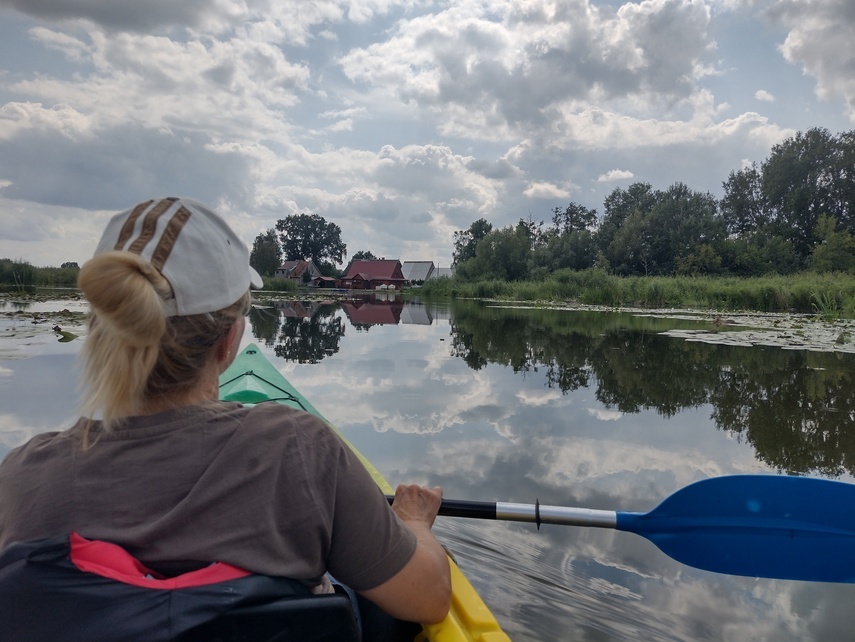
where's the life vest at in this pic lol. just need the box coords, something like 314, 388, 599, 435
0, 532, 360, 641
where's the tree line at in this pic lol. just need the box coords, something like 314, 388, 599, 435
452, 127, 855, 280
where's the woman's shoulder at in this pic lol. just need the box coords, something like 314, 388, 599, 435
0, 423, 79, 471
226, 402, 339, 445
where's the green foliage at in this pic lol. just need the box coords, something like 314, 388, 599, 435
456, 225, 533, 281
420, 270, 855, 317
0, 259, 79, 289
275, 213, 346, 266
809, 215, 855, 273
721, 163, 767, 236
452, 218, 492, 266
677, 244, 723, 276
811, 290, 842, 322
250, 228, 282, 277
551, 202, 597, 233
261, 276, 299, 292
351, 250, 378, 261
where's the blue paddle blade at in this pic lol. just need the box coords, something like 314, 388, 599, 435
616, 475, 855, 583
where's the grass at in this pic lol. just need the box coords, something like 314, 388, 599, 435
419, 271, 855, 317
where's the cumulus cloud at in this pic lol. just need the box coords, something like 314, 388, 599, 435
0, 0, 848, 266
597, 169, 634, 182
339, 0, 719, 142
523, 181, 570, 199
767, 0, 855, 120
754, 89, 775, 102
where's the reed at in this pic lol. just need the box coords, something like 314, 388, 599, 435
418, 271, 855, 317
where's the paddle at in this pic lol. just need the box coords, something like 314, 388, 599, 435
388, 475, 855, 584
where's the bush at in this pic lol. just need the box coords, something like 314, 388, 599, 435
262, 277, 299, 292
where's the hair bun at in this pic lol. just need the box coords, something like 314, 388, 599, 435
78, 251, 172, 348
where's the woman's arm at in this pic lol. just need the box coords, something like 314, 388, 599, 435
358, 484, 452, 624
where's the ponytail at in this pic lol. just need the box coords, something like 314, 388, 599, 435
77, 251, 251, 442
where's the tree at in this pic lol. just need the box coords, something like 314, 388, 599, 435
60, 261, 79, 269
762, 127, 838, 263
460, 225, 532, 281
551, 202, 597, 234
452, 218, 492, 266
721, 163, 768, 236
275, 213, 346, 267
250, 228, 282, 278
352, 250, 378, 261
532, 229, 596, 272
597, 182, 656, 265
810, 215, 855, 273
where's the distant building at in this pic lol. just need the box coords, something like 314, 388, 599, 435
312, 276, 338, 289
275, 260, 322, 285
338, 259, 406, 290
429, 267, 454, 279
401, 261, 434, 283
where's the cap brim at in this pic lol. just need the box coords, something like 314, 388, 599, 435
249, 266, 263, 290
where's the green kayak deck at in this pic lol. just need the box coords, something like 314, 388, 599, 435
219, 344, 510, 642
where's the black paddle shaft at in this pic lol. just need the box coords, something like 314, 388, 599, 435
385, 495, 498, 520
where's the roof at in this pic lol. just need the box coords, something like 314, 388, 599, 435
430, 267, 455, 279
276, 260, 316, 278
401, 261, 434, 281
342, 259, 404, 281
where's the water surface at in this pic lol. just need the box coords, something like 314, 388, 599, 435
2, 295, 854, 641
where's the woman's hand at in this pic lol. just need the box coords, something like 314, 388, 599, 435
390, 484, 443, 530
359, 484, 452, 624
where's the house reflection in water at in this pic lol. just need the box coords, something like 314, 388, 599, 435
271, 296, 437, 329
341, 300, 403, 326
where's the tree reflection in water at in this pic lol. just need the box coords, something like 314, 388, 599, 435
249, 302, 345, 364
448, 301, 855, 477
254, 297, 855, 476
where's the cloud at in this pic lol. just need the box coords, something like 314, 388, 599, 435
588, 408, 623, 421
523, 182, 570, 199
754, 89, 775, 102
597, 169, 635, 182
0, 0, 849, 269
767, 0, 855, 120
338, 0, 719, 143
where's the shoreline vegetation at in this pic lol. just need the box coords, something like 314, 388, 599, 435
3, 259, 855, 320
419, 271, 855, 321
4, 272, 855, 355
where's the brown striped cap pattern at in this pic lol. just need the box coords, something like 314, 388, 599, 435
93, 197, 262, 316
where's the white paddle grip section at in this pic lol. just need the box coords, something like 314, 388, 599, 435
495, 502, 618, 528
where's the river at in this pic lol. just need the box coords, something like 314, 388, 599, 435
2, 293, 855, 641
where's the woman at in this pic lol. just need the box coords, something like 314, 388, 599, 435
0, 197, 451, 626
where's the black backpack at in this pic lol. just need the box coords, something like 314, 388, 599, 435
0, 533, 360, 642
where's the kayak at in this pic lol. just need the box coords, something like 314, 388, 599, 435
219, 343, 511, 642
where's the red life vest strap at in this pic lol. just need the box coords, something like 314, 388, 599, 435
68, 531, 251, 589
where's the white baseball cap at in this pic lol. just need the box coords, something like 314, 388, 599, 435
94, 197, 263, 316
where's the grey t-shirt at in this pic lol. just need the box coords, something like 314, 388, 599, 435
0, 401, 416, 591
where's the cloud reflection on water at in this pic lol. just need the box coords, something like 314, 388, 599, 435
4, 298, 855, 640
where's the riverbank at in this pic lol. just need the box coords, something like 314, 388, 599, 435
5, 281, 855, 355
419, 271, 855, 320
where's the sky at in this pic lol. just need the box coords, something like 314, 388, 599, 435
0, 0, 853, 269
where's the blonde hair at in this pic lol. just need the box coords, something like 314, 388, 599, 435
77, 251, 251, 438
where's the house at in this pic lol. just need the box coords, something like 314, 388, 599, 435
338, 259, 406, 290
401, 261, 434, 284
275, 260, 322, 285
429, 267, 454, 279
312, 276, 338, 289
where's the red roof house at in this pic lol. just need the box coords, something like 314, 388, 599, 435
338, 260, 406, 290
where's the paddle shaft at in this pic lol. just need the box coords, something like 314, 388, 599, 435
385, 496, 618, 528
387, 475, 855, 584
